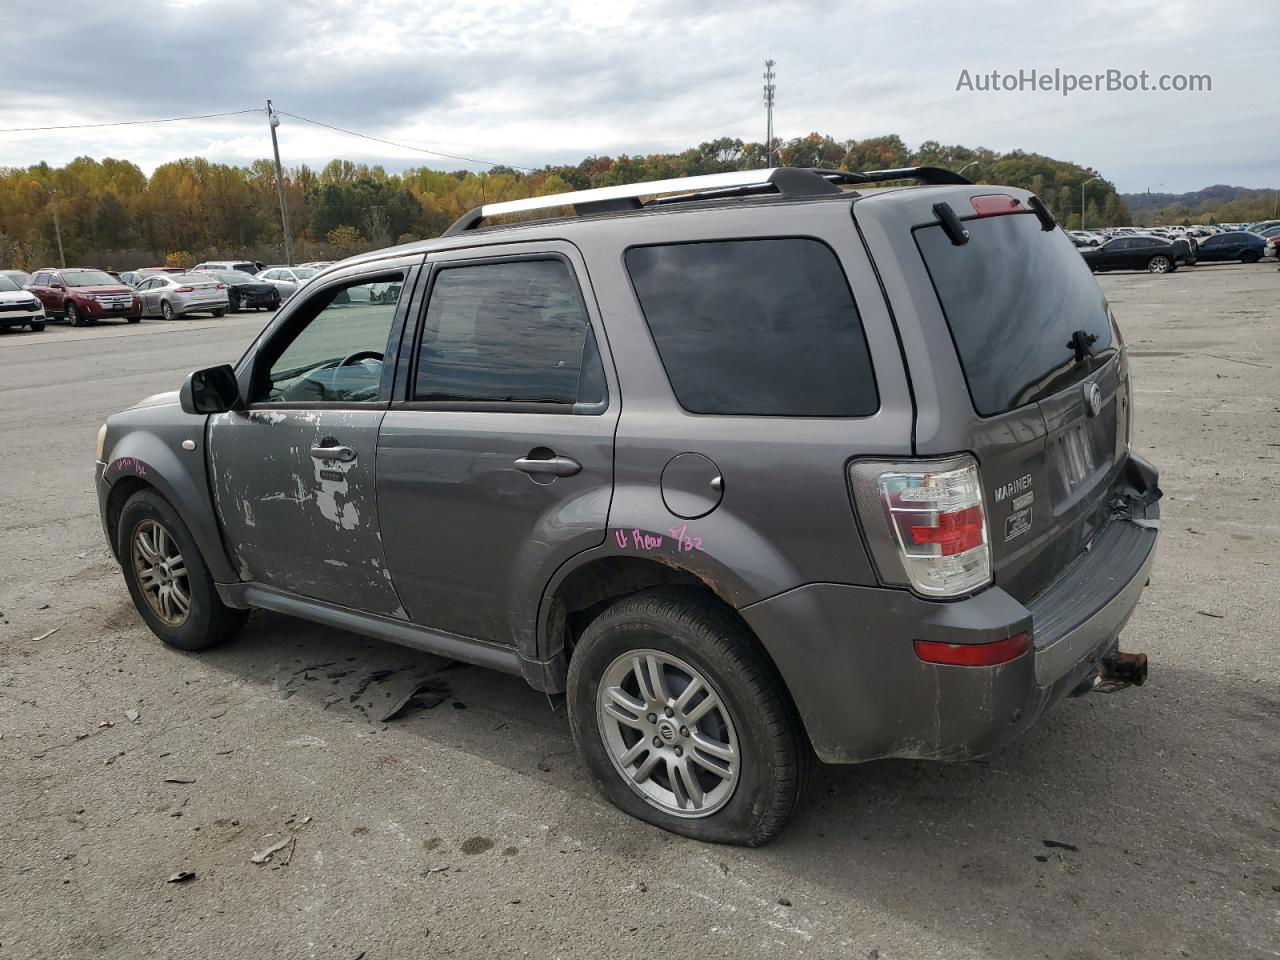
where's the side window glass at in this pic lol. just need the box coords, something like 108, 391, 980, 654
262, 273, 404, 404
414, 259, 602, 408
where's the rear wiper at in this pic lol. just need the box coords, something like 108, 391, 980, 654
1067, 328, 1099, 364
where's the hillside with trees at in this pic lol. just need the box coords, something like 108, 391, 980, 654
1121, 184, 1279, 226
0, 133, 1131, 270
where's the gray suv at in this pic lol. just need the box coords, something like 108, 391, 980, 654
94, 167, 1161, 846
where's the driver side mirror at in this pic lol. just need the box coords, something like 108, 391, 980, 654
180, 364, 241, 415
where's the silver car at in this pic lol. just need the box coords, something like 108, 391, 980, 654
135, 273, 230, 320
255, 266, 319, 300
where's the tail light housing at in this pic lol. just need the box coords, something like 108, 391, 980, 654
216, 283, 227, 289
174, 286, 195, 293
850, 455, 992, 597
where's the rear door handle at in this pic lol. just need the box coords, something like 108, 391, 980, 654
311, 445, 357, 462
514, 455, 581, 477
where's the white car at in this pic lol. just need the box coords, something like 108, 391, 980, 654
255, 266, 320, 299
135, 273, 230, 320
0, 273, 46, 331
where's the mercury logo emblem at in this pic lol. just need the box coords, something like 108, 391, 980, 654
1084, 381, 1102, 418
658, 721, 677, 742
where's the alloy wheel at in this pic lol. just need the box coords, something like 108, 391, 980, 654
1148, 256, 1170, 273
130, 519, 191, 626
597, 648, 740, 818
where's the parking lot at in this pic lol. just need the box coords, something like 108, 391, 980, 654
1, 263, 1277, 959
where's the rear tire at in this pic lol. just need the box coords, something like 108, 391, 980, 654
117, 489, 247, 652
1147, 256, 1171, 274
126, 316, 141, 324
1242, 251, 1260, 264
161, 300, 175, 321
212, 308, 226, 317
567, 589, 811, 846
228, 292, 241, 313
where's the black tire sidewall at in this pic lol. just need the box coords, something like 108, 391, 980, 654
567, 593, 802, 846
117, 490, 234, 651
162, 301, 174, 320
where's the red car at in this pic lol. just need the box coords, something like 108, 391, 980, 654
27, 267, 142, 325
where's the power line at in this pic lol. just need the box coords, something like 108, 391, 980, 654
275, 110, 534, 172
0, 108, 263, 133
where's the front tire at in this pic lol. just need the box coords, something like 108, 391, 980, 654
212, 308, 226, 317
65, 302, 82, 326
228, 292, 241, 313
29, 320, 45, 331
567, 590, 811, 846
126, 316, 141, 324
1147, 256, 1171, 273
117, 489, 247, 651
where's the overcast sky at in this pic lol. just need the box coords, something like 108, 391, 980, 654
1, 0, 1273, 194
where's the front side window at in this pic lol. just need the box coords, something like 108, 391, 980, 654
261, 273, 404, 404
625, 238, 878, 417
413, 258, 603, 407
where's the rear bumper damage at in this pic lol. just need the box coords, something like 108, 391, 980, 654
741, 453, 1161, 764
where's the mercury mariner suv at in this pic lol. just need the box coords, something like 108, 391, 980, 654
95, 166, 1160, 846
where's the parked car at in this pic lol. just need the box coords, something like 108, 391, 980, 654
194, 260, 265, 276
2, 269, 33, 287
94, 167, 1160, 846
0, 274, 46, 331
1265, 236, 1280, 259
196, 271, 281, 312
255, 266, 319, 299
134, 273, 229, 320
1079, 235, 1192, 273
27, 267, 141, 324
1192, 231, 1266, 264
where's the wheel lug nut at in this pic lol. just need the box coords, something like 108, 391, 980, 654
646, 713, 657, 724
652, 737, 663, 748
664, 707, 674, 718
674, 746, 683, 757
680, 726, 689, 737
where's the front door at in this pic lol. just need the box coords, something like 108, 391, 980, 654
208, 262, 419, 618
377, 243, 618, 644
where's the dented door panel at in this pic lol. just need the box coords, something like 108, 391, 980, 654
207, 407, 406, 617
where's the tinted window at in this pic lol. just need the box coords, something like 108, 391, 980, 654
414, 259, 598, 406
625, 239, 877, 417
264, 274, 404, 404
916, 212, 1113, 416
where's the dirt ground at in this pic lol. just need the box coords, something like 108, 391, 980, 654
1, 262, 1277, 960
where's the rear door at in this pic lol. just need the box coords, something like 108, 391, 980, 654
376, 241, 618, 645
905, 201, 1126, 603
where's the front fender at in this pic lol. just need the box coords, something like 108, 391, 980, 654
102, 409, 236, 584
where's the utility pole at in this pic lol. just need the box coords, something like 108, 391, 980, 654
1082, 176, 1101, 232
266, 100, 295, 266
50, 198, 66, 268
763, 60, 776, 166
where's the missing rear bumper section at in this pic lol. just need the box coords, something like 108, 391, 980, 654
741, 459, 1160, 765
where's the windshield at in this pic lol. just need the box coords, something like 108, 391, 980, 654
0, 277, 21, 293
62, 270, 118, 287
915, 212, 1114, 416
294, 268, 319, 279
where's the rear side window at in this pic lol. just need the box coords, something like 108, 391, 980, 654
915, 213, 1113, 417
625, 239, 878, 417
414, 258, 604, 407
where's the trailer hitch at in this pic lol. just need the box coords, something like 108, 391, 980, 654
1091, 651, 1149, 693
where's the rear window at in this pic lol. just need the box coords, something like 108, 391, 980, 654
915, 213, 1113, 417
625, 238, 878, 417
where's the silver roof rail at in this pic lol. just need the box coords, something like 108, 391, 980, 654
442, 166, 971, 235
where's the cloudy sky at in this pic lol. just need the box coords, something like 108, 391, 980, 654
1, 0, 1274, 194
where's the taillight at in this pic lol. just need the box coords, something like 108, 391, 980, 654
849, 456, 992, 598
915, 633, 1029, 666
970, 194, 1022, 217
216, 283, 226, 289
174, 286, 194, 293
1109, 308, 1124, 347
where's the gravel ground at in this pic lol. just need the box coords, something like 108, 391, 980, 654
1, 263, 1277, 960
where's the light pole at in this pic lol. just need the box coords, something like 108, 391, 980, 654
1081, 176, 1101, 231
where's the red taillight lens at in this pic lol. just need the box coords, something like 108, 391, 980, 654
174, 286, 194, 293
914, 633, 1029, 666
216, 283, 226, 289
909, 504, 985, 556
1109, 308, 1124, 347
970, 194, 1022, 217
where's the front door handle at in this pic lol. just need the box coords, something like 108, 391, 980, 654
514, 455, 581, 477
311, 445, 357, 462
